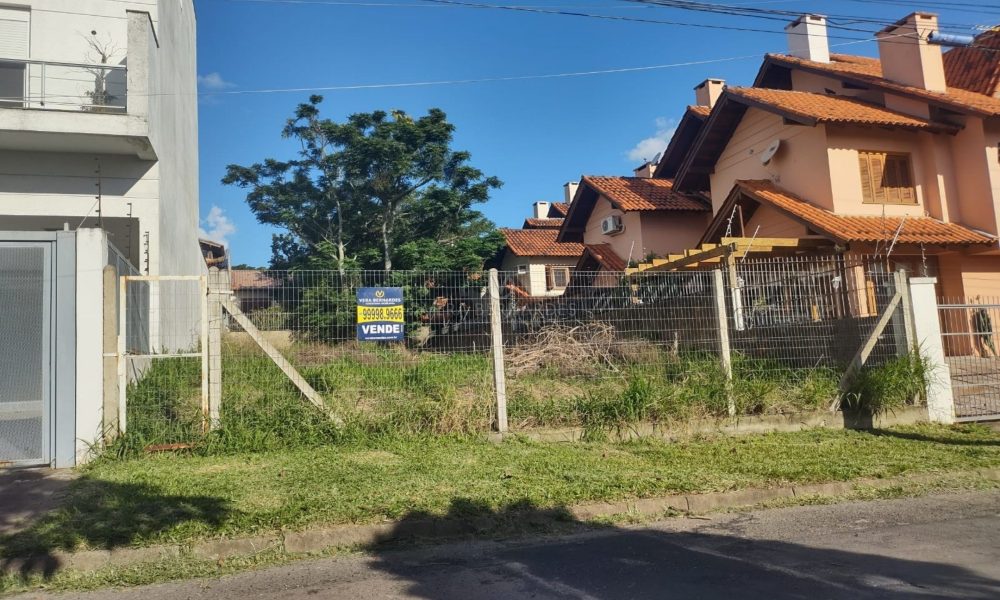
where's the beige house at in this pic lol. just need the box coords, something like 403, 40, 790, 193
634, 13, 1000, 303
498, 201, 582, 297
557, 175, 711, 278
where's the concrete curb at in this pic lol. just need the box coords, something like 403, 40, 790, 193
500, 406, 930, 443
5, 466, 999, 576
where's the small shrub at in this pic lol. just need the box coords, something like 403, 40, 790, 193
844, 351, 929, 416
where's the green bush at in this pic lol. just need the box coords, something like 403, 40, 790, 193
844, 351, 928, 416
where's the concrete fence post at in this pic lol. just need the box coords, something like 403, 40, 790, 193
712, 269, 735, 416
892, 269, 915, 356
908, 277, 955, 424
102, 265, 119, 443
207, 267, 225, 430
488, 268, 509, 433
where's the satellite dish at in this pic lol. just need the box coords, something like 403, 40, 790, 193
651, 151, 663, 165
760, 139, 782, 166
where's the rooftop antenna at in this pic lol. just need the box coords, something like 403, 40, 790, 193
651, 151, 662, 165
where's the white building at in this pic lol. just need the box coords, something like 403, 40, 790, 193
0, 0, 201, 467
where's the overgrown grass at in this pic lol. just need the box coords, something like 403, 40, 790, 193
109, 337, 916, 458
5, 424, 1000, 562
845, 352, 929, 416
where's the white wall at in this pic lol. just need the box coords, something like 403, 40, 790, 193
74, 227, 107, 463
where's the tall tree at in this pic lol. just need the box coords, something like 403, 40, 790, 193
223, 99, 502, 272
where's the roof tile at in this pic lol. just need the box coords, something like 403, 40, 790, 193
522, 217, 564, 229
582, 177, 710, 212
736, 180, 995, 246
728, 87, 945, 130
768, 53, 1000, 117
582, 244, 627, 271
549, 202, 570, 217
943, 30, 1000, 97
501, 228, 585, 257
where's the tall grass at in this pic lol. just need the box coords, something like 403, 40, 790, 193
105, 338, 921, 459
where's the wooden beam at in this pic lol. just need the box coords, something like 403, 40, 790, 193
647, 243, 735, 271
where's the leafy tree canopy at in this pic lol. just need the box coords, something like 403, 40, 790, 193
223, 96, 503, 272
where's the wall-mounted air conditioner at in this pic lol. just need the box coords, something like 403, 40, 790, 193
601, 215, 624, 235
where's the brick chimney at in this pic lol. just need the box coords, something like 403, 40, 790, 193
532, 201, 551, 219
694, 78, 725, 109
785, 14, 829, 63
877, 13, 946, 93
633, 162, 655, 178
564, 182, 579, 204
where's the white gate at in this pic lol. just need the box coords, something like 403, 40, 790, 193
939, 300, 1000, 422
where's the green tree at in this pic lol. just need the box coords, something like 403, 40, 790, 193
223, 97, 503, 272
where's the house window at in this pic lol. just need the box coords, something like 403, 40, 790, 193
0, 6, 30, 109
858, 151, 916, 205
546, 266, 571, 290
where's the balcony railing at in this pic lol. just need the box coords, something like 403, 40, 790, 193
0, 58, 127, 113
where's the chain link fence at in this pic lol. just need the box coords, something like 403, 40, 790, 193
113, 254, 919, 454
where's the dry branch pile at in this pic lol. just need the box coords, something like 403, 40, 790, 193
506, 323, 664, 376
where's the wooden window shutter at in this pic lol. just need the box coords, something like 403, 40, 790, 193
870, 153, 887, 204
859, 153, 875, 204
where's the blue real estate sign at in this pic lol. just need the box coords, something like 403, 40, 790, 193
356, 287, 405, 341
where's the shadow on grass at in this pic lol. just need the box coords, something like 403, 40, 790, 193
368, 497, 1000, 599
0, 473, 231, 580
869, 427, 1000, 447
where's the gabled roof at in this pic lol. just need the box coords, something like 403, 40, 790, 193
757, 53, 1000, 118
549, 202, 570, 218
231, 270, 284, 291
943, 30, 1000, 97
653, 105, 712, 179
559, 177, 710, 242
728, 87, 953, 131
674, 86, 955, 192
500, 228, 584, 257
578, 244, 627, 272
522, 217, 564, 229
703, 180, 995, 247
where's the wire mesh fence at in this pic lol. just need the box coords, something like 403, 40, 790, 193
938, 298, 1000, 421
114, 254, 921, 453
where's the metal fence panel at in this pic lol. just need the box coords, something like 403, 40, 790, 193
938, 298, 1000, 421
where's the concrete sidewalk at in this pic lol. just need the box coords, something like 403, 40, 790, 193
19, 489, 1000, 599
0, 469, 75, 536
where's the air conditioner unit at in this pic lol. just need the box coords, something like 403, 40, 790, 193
601, 215, 624, 235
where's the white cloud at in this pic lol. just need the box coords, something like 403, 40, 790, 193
626, 117, 677, 163
197, 72, 236, 91
199, 205, 236, 247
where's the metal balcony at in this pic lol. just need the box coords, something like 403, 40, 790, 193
0, 58, 127, 112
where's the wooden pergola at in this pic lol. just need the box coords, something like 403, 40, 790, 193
626, 237, 839, 274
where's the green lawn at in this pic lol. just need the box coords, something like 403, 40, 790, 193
4, 424, 999, 558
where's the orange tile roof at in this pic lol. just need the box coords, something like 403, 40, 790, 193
687, 104, 711, 118
549, 202, 570, 217
582, 244, 627, 271
230, 270, 285, 290
766, 53, 1000, 117
943, 30, 1000, 97
522, 217, 564, 229
735, 180, 995, 246
501, 228, 585, 257
728, 87, 948, 130
581, 177, 710, 212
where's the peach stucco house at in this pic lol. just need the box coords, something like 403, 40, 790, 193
637, 13, 1000, 308
498, 201, 582, 297
556, 175, 711, 279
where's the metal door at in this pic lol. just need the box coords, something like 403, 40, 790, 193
0, 242, 52, 465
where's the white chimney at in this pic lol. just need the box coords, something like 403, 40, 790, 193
785, 14, 830, 63
633, 162, 655, 178
877, 12, 946, 93
564, 182, 579, 204
532, 201, 551, 219
694, 78, 725, 109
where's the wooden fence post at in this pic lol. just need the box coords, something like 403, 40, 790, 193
102, 265, 119, 443
488, 268, 509, 433
713, 269, 735, 416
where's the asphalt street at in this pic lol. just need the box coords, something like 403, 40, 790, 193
16, 490, 1000, 599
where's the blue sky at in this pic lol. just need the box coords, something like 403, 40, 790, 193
193, 0, 991, 266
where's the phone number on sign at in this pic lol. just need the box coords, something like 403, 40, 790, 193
357, 305, 404, 323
